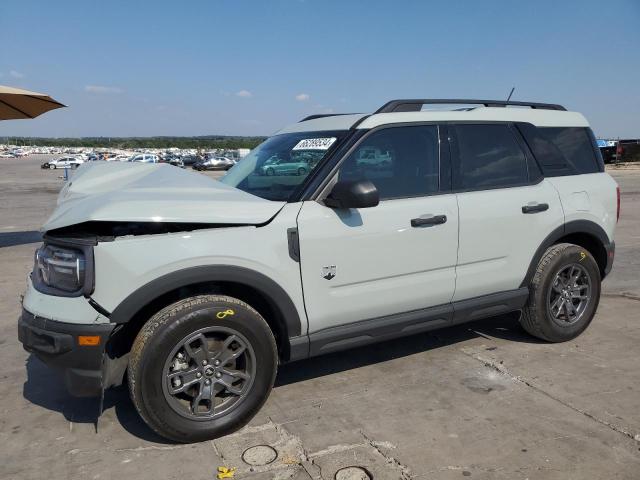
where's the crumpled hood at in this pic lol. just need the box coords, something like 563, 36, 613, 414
43, 161, 285, 231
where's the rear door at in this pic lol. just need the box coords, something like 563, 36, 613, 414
517, 124, 617, 242
297, 124, 459, 333
450, 123, 564, 302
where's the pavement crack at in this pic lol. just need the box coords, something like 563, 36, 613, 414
461, 348, 638, 442
422, 464, 506, 476
307, 443, 368, 459
209, 439, 222, 459
271, 417, 309, 463
602, 292, 640, 302
302, 458, 323, 480
360, 430, 413, 479
271, 420, 323, 479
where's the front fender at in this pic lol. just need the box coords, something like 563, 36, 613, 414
109, 264, 302, 337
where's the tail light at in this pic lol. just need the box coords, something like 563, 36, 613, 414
616, 186, 620, 222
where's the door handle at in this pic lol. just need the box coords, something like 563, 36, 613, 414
411, 215, 447, 227
522, 203, 549, 214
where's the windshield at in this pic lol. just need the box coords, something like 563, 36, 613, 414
221, 130, 346, 201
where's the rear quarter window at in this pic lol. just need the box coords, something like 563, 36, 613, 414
517, 124, 603, 176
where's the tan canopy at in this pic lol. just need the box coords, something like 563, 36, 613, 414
0, 84, 65, 120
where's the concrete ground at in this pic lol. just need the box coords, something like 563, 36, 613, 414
1, 155, 639, 480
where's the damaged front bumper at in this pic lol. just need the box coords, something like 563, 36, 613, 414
18, 309, 115, 397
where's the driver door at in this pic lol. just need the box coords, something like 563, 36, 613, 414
297, 124, 459, 335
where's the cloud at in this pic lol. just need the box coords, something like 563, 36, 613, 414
295, 93, 310, 101
85, 85, 123, 94
10, 70, 25, 79
236, 90, 252, 98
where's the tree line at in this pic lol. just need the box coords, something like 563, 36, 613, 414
4, 135, 266, 150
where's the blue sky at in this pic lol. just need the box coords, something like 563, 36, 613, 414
1, 0, 638, 138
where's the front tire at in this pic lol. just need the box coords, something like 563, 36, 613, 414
49, 164, 56, 170
520, 243, 601, 342
128, 295, 277, 443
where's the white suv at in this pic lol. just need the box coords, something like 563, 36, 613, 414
19, 99, 618, 442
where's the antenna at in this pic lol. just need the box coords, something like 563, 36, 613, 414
506, 87, 515, 102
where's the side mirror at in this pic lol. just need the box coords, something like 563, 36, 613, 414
324, 179, 379, 209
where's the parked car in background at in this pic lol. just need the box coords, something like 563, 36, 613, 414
42, 156, 85, 169
160, 153, 180, 163
597, 140, 616, 164
180, 154, 203, 166
193, 157, 235, 171
168, 158, 185, 168
617, 140, 640, 163
259, 156, 310, 176
12, 148, 28, 157
99, 152, 119, 161
129, 154, 159, 163
597, 139, 640, 164
355, 147, 392, 168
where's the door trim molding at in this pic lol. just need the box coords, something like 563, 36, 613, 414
307, 304, 452, 357
290, 287, 529, 361
451, 287, 529, 325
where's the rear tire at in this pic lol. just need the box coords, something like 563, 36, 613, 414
520, 243, 601, 342
128, 295, 278, 443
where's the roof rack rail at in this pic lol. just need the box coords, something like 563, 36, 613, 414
375, 99, 566, 113
299, 113, 358, 122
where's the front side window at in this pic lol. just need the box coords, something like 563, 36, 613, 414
337, 125, 440, 200
452, 124, 529, 190
221, 131, 345, 201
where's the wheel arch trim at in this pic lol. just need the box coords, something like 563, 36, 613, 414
109, 265, 303, 338
520, 220, 611, 288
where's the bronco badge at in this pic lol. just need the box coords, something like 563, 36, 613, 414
321, 265, 337, 280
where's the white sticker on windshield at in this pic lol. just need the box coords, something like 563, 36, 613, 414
292, 137, 337, 151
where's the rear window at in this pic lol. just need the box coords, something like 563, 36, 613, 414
517, 125, 602, 176
451, 124, 529, 190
